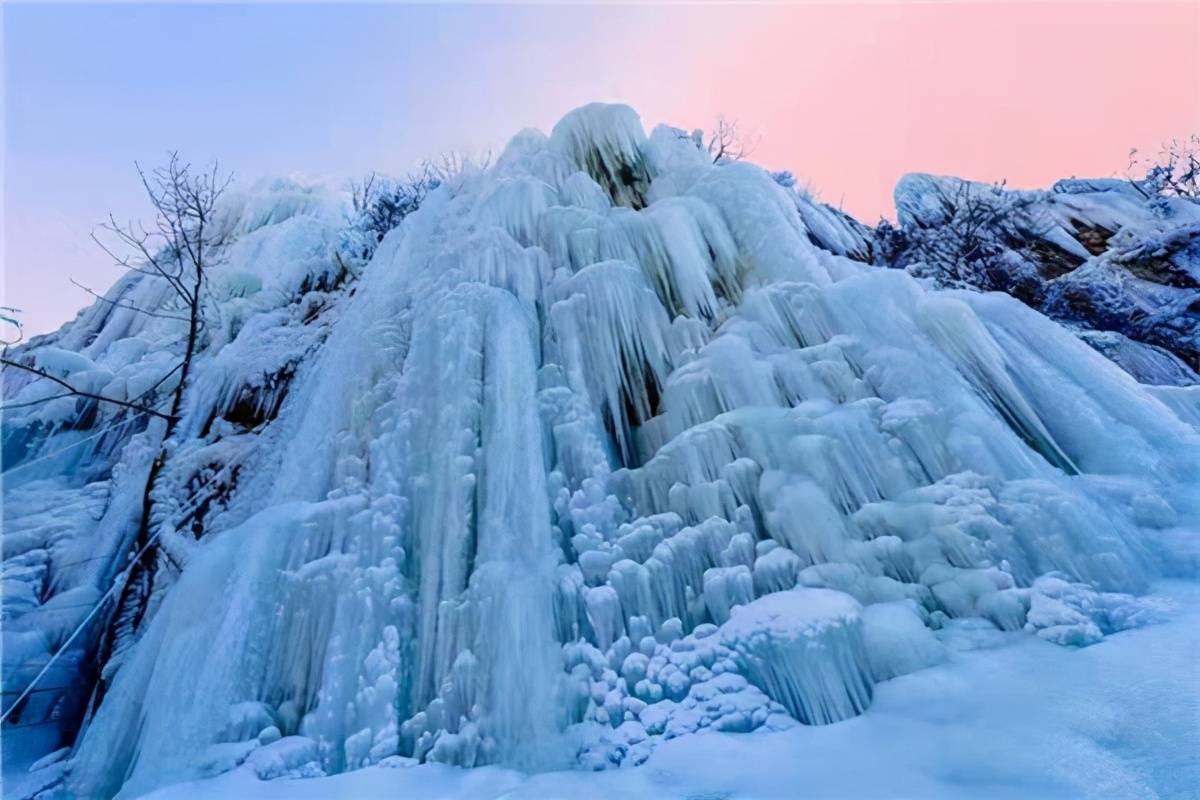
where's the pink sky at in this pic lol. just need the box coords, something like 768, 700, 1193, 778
640, 2, 1200, 218
5, 2, 1199, 335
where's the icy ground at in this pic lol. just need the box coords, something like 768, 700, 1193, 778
128, 581, 1198, 800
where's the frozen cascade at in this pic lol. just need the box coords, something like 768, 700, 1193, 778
68, 267, 566, 792
1, 103, 1196, 796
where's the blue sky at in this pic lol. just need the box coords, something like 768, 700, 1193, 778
4, 3, 660, 335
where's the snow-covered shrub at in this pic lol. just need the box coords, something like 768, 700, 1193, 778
344, 170, 441, 261
886, 177, 1053, 303
1129, 135, 1200, 204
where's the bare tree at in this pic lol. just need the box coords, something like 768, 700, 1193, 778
1, 156, 238, 738
72, 156, 232, 711
92, 153, 233, 427
1127, 135, 1200, 202
705, 116, 755, 165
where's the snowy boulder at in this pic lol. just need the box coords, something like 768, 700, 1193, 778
1021, 575, 1171, 647
1026, 590, 1104, 647
719, 588, 874, 725
244, 736, 326, 780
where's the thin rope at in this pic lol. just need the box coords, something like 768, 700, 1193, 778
1, 412, 152, 478
0, 447, 253, 726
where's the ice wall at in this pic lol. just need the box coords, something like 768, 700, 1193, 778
3, 104, 1196, 798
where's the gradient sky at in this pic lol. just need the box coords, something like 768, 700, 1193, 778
4, 2, 1198, 336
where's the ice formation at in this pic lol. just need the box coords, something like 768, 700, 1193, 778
2, 104, 1198, 799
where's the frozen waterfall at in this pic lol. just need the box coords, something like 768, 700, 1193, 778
1, 103, 1196, 799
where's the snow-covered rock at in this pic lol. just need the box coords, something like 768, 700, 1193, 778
720, 589, 873, 725
883, 173, 1200, 385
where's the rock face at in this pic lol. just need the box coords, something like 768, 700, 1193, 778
881, 173, 1200, 386
2, 104, 1197, 798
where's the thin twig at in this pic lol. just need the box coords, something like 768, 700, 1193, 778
0, 359, 176, 421
68, 279, 190, 323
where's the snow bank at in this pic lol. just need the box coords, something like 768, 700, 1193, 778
140, 583, 1200, 800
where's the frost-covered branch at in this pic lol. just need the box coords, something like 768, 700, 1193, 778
1127, 135, 1200, 202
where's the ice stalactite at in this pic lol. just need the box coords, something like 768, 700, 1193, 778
550, 103, 652, 209
548, 260, 674, 466
721, 589, 874, 726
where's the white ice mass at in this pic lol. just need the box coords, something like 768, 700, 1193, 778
2, 103, 1198, 799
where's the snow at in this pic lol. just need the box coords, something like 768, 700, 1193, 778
550, 103, 651, 209
3, 102, 1198, 798
138, 581, 1200, 800
889, 171, 1200, 386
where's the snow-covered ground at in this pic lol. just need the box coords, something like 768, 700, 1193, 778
128, 580, 1197, 800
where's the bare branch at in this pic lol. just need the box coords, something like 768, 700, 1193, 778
1, 392, 78, 411
0, 306, 23, 347
69, 279, 191, 323
706, 116, 756, 165
0, 358, 176, 421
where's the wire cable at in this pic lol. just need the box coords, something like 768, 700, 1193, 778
0, 446, 253, 726
1, 412, 152, 478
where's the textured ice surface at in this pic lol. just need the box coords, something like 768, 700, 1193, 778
2, 103, 1197, 798
99, 582, 1200, 800
719, 589, 873, 725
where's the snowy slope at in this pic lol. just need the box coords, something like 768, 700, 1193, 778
2, 104, 1198, 800
128, 581, 1200, 800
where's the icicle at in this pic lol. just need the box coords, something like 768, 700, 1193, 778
549, 260, 673, 465
550, 103, 653, 209
720, 589, 874, 725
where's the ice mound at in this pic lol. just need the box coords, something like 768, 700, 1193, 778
2, 102, 1197, 797
720, 589, 873, 725
550, 103, 651, 209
